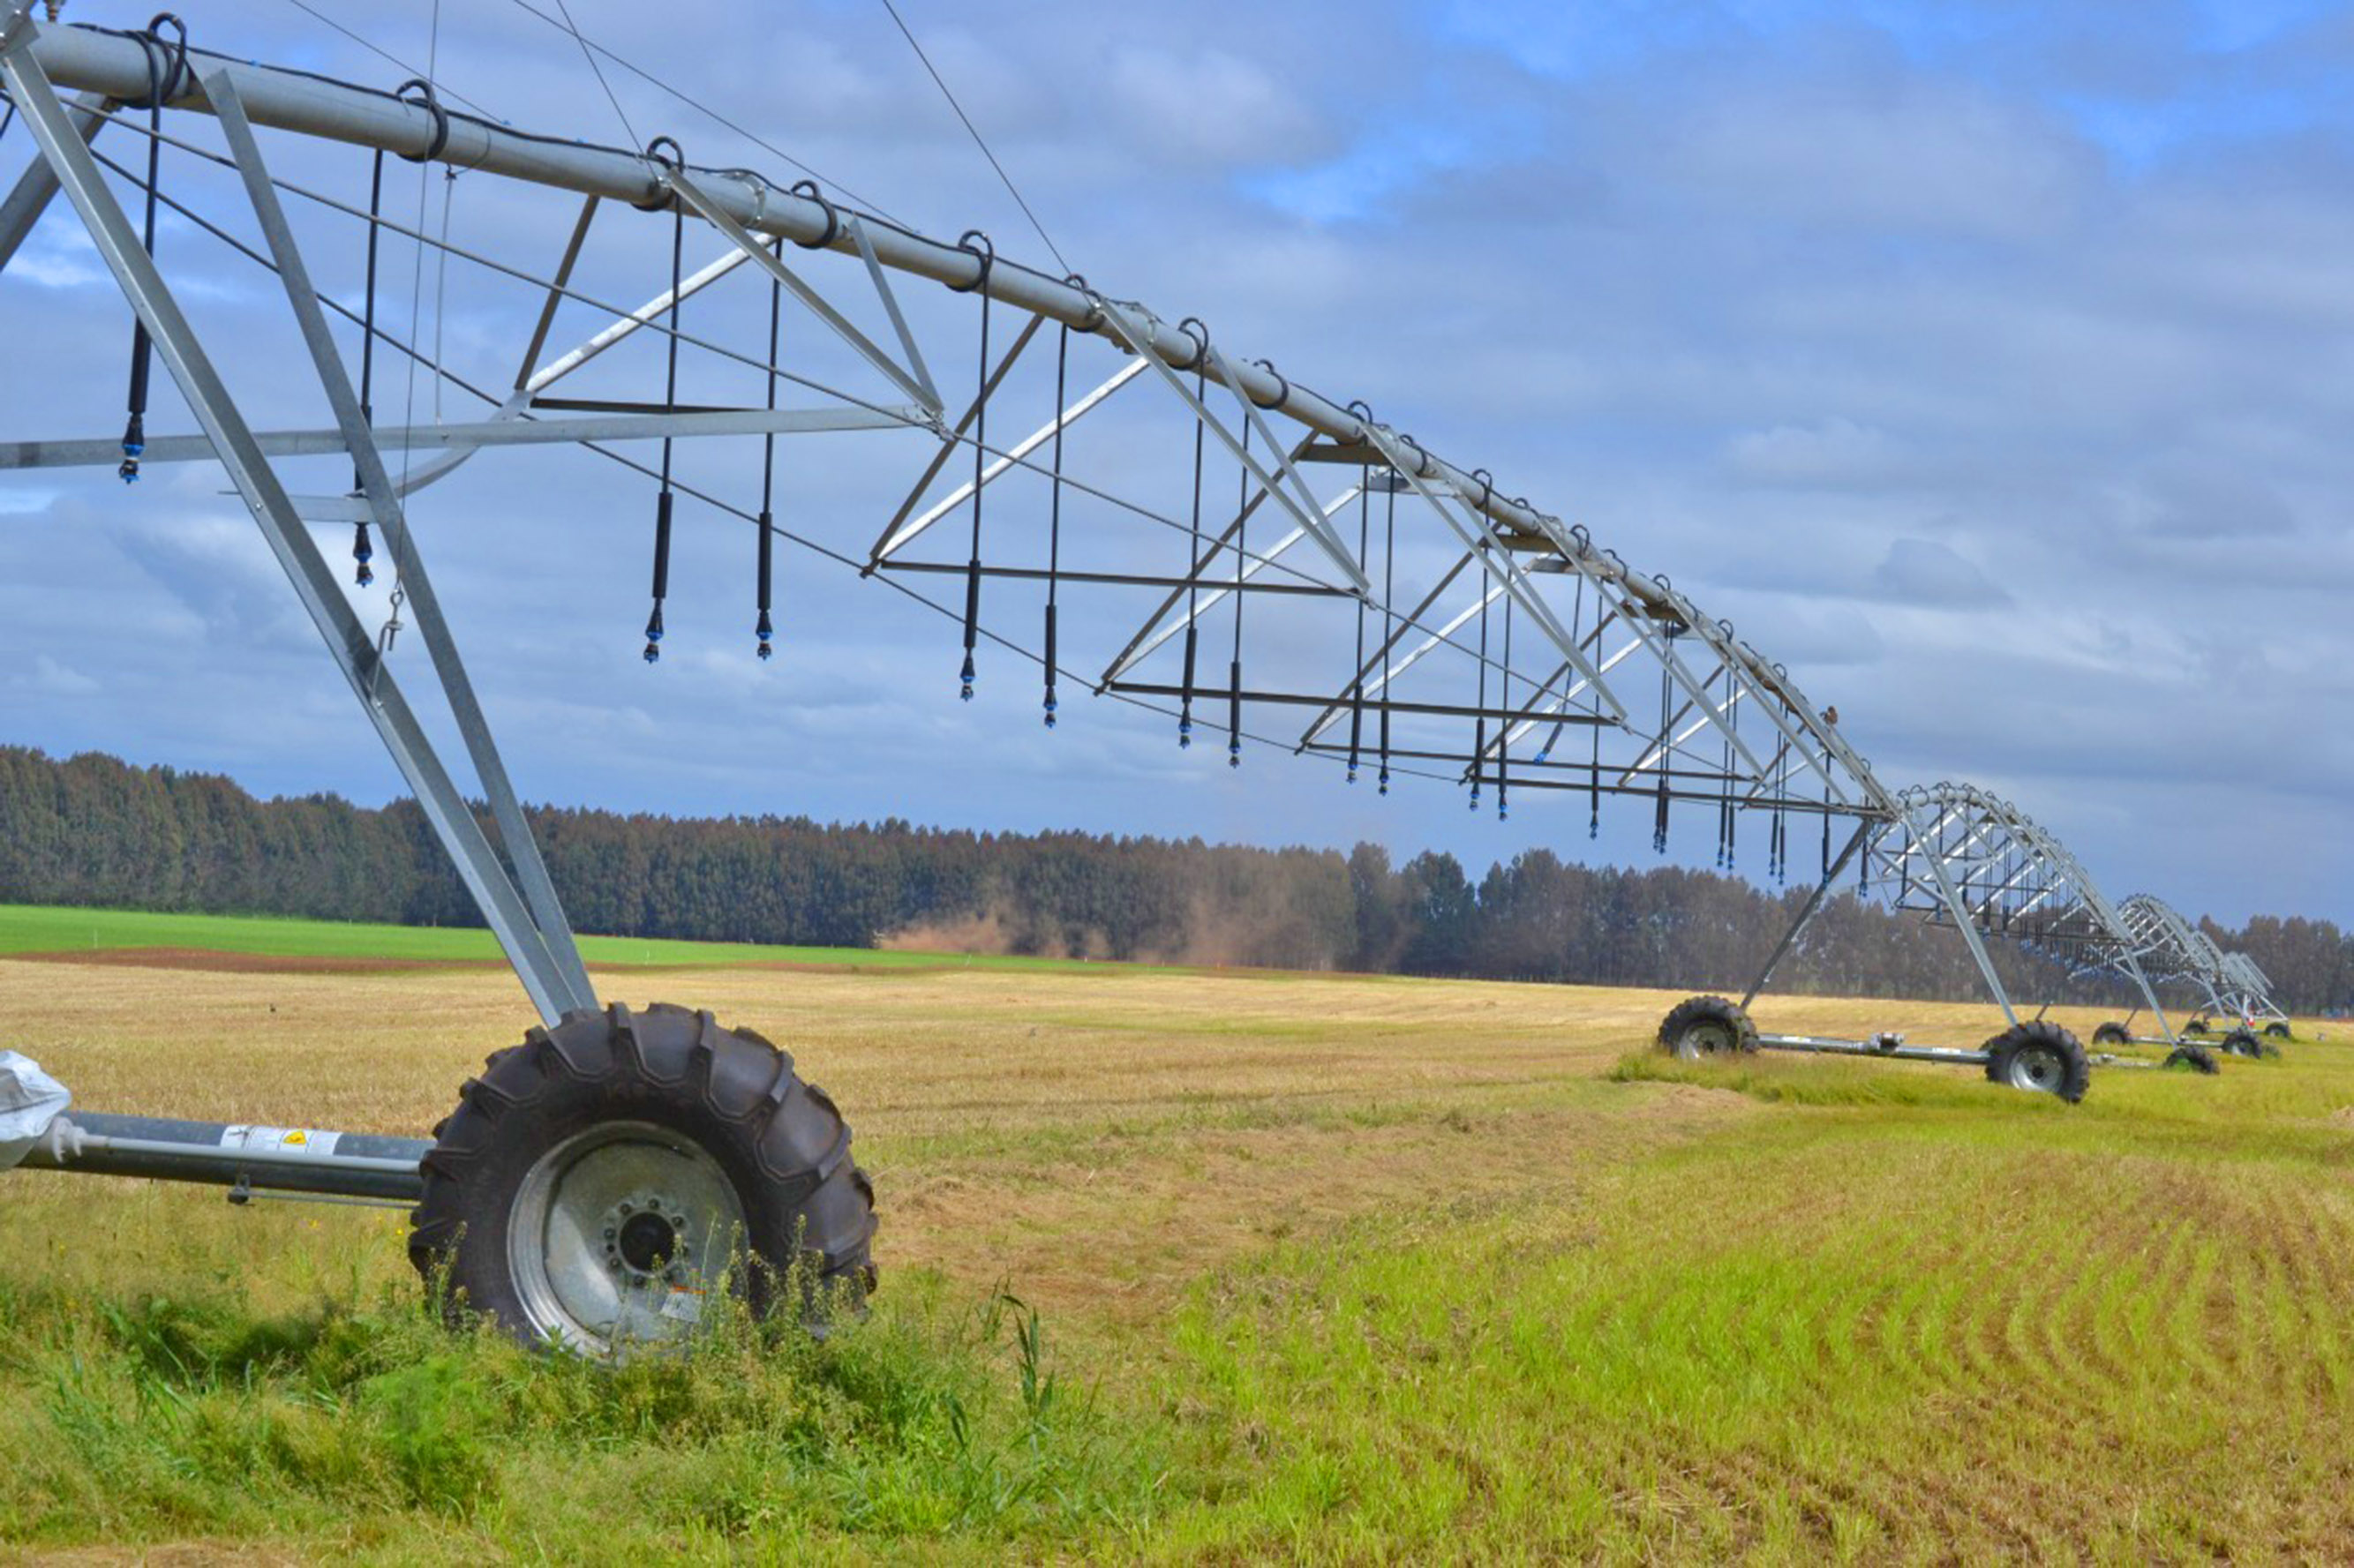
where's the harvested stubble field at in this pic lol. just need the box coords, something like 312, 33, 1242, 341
1, 914, 2349, 1562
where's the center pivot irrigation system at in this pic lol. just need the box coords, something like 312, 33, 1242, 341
0, 10, 2282, 1353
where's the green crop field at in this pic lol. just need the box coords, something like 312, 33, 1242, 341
0, 901, 1106, 973
0, 908, 2347, 1560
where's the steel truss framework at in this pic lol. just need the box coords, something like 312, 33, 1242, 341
2117, 894, 2285, 1026
0, 10, 2190, 1047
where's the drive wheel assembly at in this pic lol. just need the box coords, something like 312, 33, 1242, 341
2162, 1042, 2221, 1075
2092, 1021, 2131, 1047
1982, 1021, 2090, 1103
1658, 995, 1760, 1060
2221, 1028, 2266, 1061
2264, 1022, 2291, 1040
409, 1002, 876, 1355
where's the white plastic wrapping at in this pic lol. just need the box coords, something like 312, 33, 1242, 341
0, 1051, 70, 1171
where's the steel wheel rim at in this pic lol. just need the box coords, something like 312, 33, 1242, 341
508, 1120, 746, 1355
2006, 1046, 2065, 1094
1677, 1022, 1734, 1059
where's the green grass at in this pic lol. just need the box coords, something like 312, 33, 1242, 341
0, 902, 1111, 973
7, 936, 2354, 1557
0, 1264, 1170, 1559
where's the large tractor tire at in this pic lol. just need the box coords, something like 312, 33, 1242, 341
1657, 995, 1760, 1059
2162, 1042, 2221, 1075
2264, 1022, 2291, 1041
1982, 1020, 2091, 1103
2221, 1028, 2264, 1060
410, 1002, 876, 1355
2092, 1021, 2131, 1047
2185, 1018, 2209, 1036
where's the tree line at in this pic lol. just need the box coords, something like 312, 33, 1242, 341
2, 744, 2344, 1014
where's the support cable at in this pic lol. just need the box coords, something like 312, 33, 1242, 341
1652, 655, 1671, 853
1470, 548, 1489, 812
352, 147, 383, 584
1042, 286, 1075, 726
756, 236, 783, 658
1497, 592, 1513, 822
1345, 434, 1371, 783
642, 135, 684, 664
1379, 469, 1396, 795
116, 12, 189, 484
875, 0, 1071, 276
954, 229, 992, 700
1229, 401, 1247, 767
1178, 319, 1207, 749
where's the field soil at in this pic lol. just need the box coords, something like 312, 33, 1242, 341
2, 946, 2348, 1560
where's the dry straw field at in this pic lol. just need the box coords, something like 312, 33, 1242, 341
3, 933, 2350, 1560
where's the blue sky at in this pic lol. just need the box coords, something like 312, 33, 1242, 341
2, 0, 2350, 929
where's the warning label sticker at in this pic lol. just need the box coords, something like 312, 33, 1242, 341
221, 1125, 342, 1157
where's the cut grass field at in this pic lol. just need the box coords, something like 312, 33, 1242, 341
0, 907, 2347, 1559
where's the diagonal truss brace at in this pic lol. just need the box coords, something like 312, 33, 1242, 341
0, 43, 590, 1024
669, 169, 942, 417
1093, 299, 1371, 596
210, 71, 596, 1019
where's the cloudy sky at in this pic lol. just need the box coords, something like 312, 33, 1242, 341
2, 0, 2350, 929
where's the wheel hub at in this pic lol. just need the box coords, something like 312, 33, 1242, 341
1677, 1023, 1732, 1058
2008, 1047, 2064, 1093
611, 1196, 688, 1279
508, 1121, 747, 1355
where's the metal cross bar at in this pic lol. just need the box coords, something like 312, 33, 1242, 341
0, 404, 926, 473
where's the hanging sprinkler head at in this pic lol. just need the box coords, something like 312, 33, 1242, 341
755, 609, 773, 661
117, 415, 143, 483
643, 606, 664, 664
